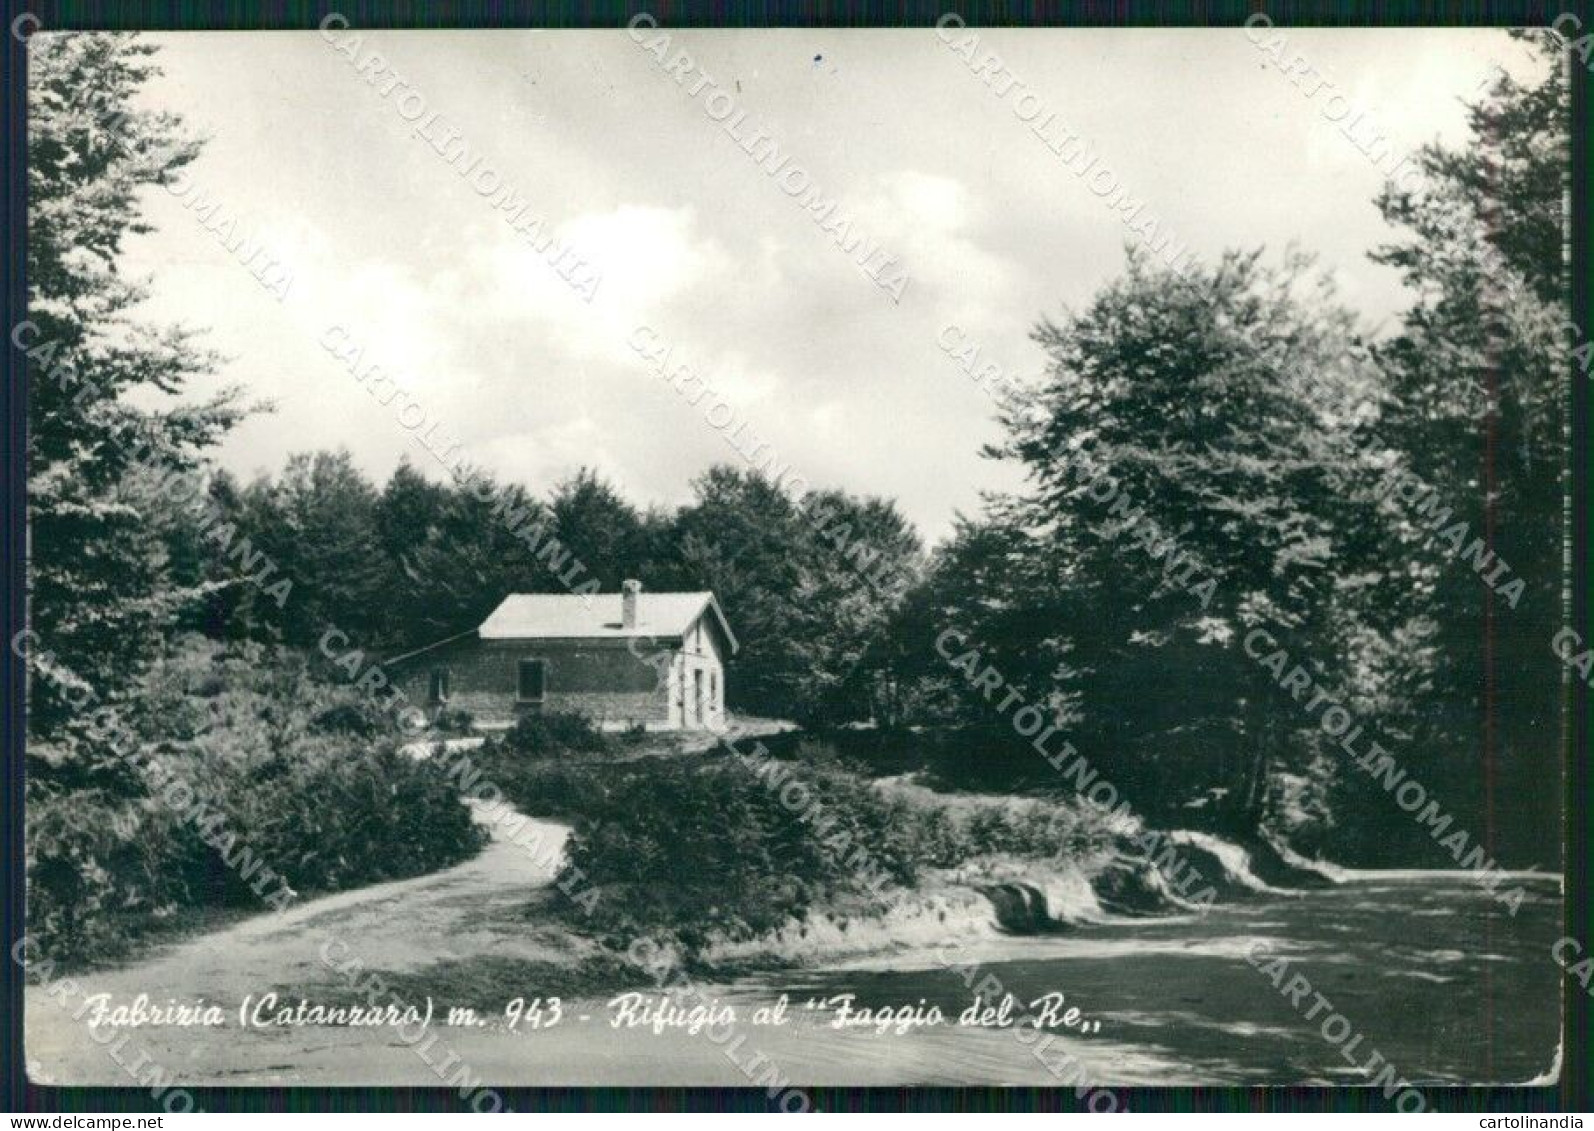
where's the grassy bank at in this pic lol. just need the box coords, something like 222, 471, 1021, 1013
470, 721, 1147, 976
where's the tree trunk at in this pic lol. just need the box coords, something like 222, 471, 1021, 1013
1244, 749, 1271, 833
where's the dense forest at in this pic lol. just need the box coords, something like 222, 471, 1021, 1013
21, 31, 1568, 961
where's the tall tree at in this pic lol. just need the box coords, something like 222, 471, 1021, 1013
26, 34, 245, 745
547, 468, 654, 592
982, 248, 1391, 836
785, 489, 923, 723
884, 513, 1081, 730
245, 450, 386, 649
382, 473, 573, 649
1367, 30, 1567, 866
667, 467, 812, 716
667, 466, 921, 722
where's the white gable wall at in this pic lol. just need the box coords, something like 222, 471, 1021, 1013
666, 612, 727, 730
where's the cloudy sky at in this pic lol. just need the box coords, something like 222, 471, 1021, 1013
118, 27, 1533, 543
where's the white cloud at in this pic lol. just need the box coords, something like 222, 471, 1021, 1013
470, 203, 730, 364
120, 28, 1535, 542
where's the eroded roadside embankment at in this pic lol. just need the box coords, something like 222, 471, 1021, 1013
678, 781, 1345, 974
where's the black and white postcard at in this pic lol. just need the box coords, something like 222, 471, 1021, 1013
5, 13, 1586, 1117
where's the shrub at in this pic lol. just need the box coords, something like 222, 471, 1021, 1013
463, 711, 618, 810
962, 805, 1065, 858
24, 636, 486, 967
310, 702, 382, 737
555, 758, 920, 952
159, 736, 486, 900
432, 707, 475, 734
500, 711, 610, 758
455, 750, 618, 819
471, 736, 1123, 959
907, 805, 967, 868
25, 787, 200, 965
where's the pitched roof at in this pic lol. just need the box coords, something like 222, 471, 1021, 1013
477, 591, 738, 653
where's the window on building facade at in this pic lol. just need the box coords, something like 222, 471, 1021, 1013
518, 659, 546, 702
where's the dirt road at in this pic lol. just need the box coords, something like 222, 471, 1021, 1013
25, 793, 1550, 1089
23, 802, 586, 1085
25, 718, 817, 1088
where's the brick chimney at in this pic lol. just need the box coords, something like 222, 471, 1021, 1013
621, 579, 641, 630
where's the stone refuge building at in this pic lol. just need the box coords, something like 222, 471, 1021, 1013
385, 581, 736, 731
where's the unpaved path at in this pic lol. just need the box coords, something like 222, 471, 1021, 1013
18, 792, 1188, 1089
25, 788, 1549, 1087
23, 718, 804, 1088
23, 802, 585, 1085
